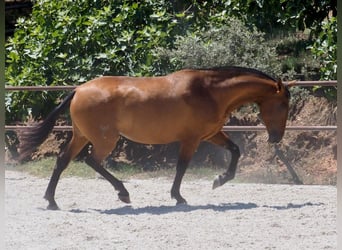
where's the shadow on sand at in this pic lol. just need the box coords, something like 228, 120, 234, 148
67, 201, 324, 215
89, 202, 257, 215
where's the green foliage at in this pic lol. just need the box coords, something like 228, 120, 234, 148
155, 18, 281, 77
275, 34, 320, 80
221, 0, 336, 35
310, 17, 337, 100
310, 17, 337, 80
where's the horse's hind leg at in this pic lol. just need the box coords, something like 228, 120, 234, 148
44, 133, 88, 210
85, 139, 130, 203
207, 131, 240, 189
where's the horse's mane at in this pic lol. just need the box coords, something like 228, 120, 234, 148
190, 66, 277, 82
206, 66, 292, 98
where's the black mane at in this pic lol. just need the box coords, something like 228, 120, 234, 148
192, 66, 277, 82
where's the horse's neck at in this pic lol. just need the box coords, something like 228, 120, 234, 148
212, 76, 276, 112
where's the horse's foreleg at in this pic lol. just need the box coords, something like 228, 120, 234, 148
171, 140, 199, 205
207, 131, 240, 189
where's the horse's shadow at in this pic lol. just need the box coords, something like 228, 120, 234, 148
262, 202, 324, 210
88, 202, 257, 215
68, 201, 324, 215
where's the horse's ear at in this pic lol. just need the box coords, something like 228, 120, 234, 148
276, 78, 284, 94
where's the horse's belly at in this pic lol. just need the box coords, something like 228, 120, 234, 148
114, 96, 222, 144
119, 132, 173, 144
118, 120, 182, 144
116, 109, 193, 144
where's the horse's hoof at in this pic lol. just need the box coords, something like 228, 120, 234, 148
119, 194, 131, 204
176, 199, 187, 205
212, 175, 223, 189
175, 196, 187, 205
213, 173, 235, 189
47, 203, 60, 210
171, 192, 187, 205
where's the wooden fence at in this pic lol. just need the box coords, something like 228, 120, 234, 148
5, 80, 337, 132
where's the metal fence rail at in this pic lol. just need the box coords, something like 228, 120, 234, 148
5, 86, 76, 91
4, 80, 338, 91
4, 125, 337, 132
4, 80, 337, 132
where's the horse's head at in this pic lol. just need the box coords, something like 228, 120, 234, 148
258, 79, 291, 143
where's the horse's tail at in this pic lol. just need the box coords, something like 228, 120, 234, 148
18, 90, 76, 161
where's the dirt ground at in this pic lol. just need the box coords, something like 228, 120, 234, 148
5, 170, 336, 250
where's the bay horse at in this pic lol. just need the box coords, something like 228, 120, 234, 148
19, 66, 291, 210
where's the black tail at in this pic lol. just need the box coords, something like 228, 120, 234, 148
19, 91, 76, 161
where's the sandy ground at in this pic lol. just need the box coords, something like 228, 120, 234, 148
5, 170, 336, 250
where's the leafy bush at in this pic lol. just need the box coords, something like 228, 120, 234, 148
310, 17, 337, 100
155, 18, 281, 77
310, 17, 337, 81
221, 0, 336, 35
